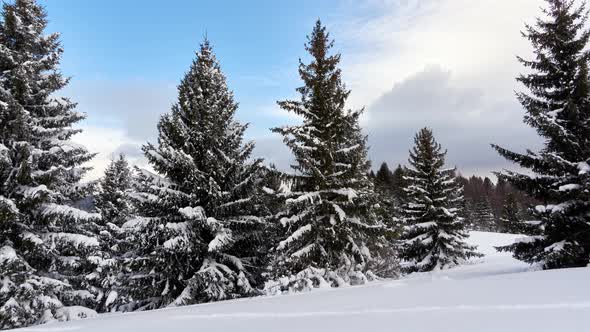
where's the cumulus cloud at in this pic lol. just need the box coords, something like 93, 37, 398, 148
65, 80, 176, 180
327, 0, 545, 177
70, 126, 142, 180
70, 80, 177, 141
365, 66, 541, 176
338, 0, 539, 108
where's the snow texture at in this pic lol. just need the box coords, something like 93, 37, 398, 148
0, 246, 17, 264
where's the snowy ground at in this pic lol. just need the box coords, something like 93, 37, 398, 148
15, 232, 590, 332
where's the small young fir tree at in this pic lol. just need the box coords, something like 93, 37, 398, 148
400, 128, 480, 273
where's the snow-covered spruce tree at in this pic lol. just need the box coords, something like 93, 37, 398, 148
499, 193, 537, 235
400, 128, 480, 273
96, 154, 133, 228
268, 20, 395, 292
0, 0, 99, 329
471, 198, 496, 232
90, 155, 134, 312
373, 162, 397, 227
124, 39, 267, 310
493, 0, 590, 269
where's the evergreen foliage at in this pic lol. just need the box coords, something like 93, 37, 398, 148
373, 162, 397, 227
471, 198, 496, 232
374, 162, 394, 194
493, 0, 590, 269
499, 193, 537, 235
0, 0, 98, 328
91, 155, 135, 312
269, 20, 395, 292
124, 40, 267, 309
391, 164, 407, 204
95, 155, 133, 228
400, 128, 480, 273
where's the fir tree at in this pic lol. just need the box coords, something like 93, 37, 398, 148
493, 0, 590, 269
0, 0, 98, 328
269, 20, 395, 292
124, 39, 267, 309
400, 128, 480, 273
373, 162, 396, 227
499, 193, 534, 235
374, 162, 394, 193
391, 164, 407, 204
471, 198, 496, 232
91, 155, 134, 313
96, 155, 133, 228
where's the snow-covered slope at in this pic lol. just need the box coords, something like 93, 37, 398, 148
15, 232, 590, 332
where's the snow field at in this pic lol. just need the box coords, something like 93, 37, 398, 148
14, 232, 590, 332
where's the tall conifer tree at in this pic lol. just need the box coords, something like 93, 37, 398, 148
493, 0, 590, 268
125, 39, 266, 309
0, 0, 98, 328
269, 20, 393, 291
400, 128, 480, 273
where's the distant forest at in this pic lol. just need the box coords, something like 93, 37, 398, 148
370, 163, 537, 233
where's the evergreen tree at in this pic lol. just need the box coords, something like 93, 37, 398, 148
269, 20, 394, 292
499, 193, 534, 235
0, 0, 98, 328
96, 155, 133, 228
471, 198, 496, 232
400, 128, 480, 273
374, 162, 394, 193
391, 164, 407, 204
499, 194, 520, 233
493, 0, 590, 269
373, 162, 396, 226
124, 39, 267, 310
91, 155, 134, 313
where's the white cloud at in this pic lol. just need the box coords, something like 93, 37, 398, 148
72, 125, 144, 181
324, 0, 545, 176
365, 66, 541, 177
338, 0, 539, 109
66, 80, 176, 180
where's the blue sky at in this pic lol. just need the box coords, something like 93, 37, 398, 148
39, 0, 544, 179
44, 1, 355, 131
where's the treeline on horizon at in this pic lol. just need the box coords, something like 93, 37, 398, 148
369, 162, 538, 233
1, 0, 589, 330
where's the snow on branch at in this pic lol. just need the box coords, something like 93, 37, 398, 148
291, 243, 318, 258
44, 232, 99, 248
179, 206, 206, 220
335, 144, 360, 153
0, 195, 18, 214
0, 245, 18, 264
577, 161, 590, 175
277, 224, 312, 251
208, 230, 232, 252
286, 191, 321, 205
41, 203, 101, 221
